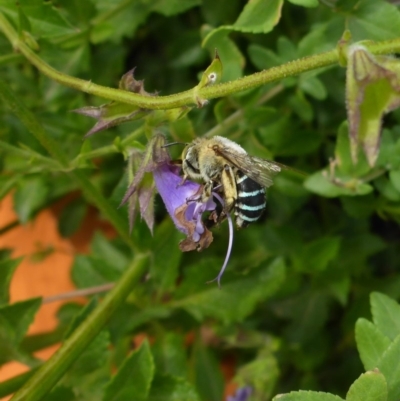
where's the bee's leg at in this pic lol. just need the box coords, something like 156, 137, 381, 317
220, 165, 237, 212
201, 181, 214, 202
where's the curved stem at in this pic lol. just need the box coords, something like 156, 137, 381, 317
2, 12, 400, 109
10, 253, 149, 401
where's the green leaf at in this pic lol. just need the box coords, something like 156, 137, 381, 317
355, 318, 391, 371
304, 171, 373, 198
202, 0, 283, 79
299, 76, 327, 100
281, 289, 330, 344
335, 122, 371, 177
0, 0, 76, 38
0, 257, 21, 305
297, 236, 341, 272
13, 176, 49, 223
288, 91, 313, 122
91, 232, 129, 272
236, 349, 279, 400
152, 332, 187, 379
201, 26, 244, 82
151, 218, 182, 292
192, 341, 224, 401
232, 0, 283, 33
376, 334, 400, 401
287, 0, 318, 7
389, 170, 400, 193
151, 0, 200, 16
348, 0, 400, 41
0, 298, 41, 364
90, 0, 151, 43
174, 258, 286, 324
62, 300, 110, 398
371, 292, 400, 341
58, 198, 87, 238
104, 340, 154, 401
45, 386, 76, 401
346, 371, 387, 401
272, 390, 344, 401
148, 374, 200, 401
71, 235, 129, 288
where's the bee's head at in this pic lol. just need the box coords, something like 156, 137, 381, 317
182, 143, 201, 179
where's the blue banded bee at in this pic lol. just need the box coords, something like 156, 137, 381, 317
181, 136, 282, 228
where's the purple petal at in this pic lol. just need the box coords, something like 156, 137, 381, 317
153, 163, 200, 234
226, 387, 252, 401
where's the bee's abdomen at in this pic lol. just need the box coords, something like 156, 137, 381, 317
234, 171, 266, 228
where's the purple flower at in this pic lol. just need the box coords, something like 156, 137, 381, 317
121, 133, 235, 286
227, 386, 252, 401
153, 162, 216, 251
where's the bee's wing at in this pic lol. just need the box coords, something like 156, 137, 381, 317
215, 146, 281, 188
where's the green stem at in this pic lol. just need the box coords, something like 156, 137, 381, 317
0, 78, 135, 249
10, 253, 149, 401
1, 12, 400, 109
71, 126, 144, 164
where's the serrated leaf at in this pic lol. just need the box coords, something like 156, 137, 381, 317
355, 318, 391, 371
371, 292, 400, 341
0, 257, 21, 305
272, 390, 344, 401
376, 334, 400, 401
346, 371, 387, 401
103, 340, 155, 401
174, 258, 285, 324
148, 374, 200, 401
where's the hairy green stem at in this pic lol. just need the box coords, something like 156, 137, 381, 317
1, 13, 400, 110
10, 254, 149, 401
0, 78, 135, 249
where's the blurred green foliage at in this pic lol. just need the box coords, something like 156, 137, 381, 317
1, 1, 400, 401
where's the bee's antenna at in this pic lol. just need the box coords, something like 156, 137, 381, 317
162, 142, 187, 148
